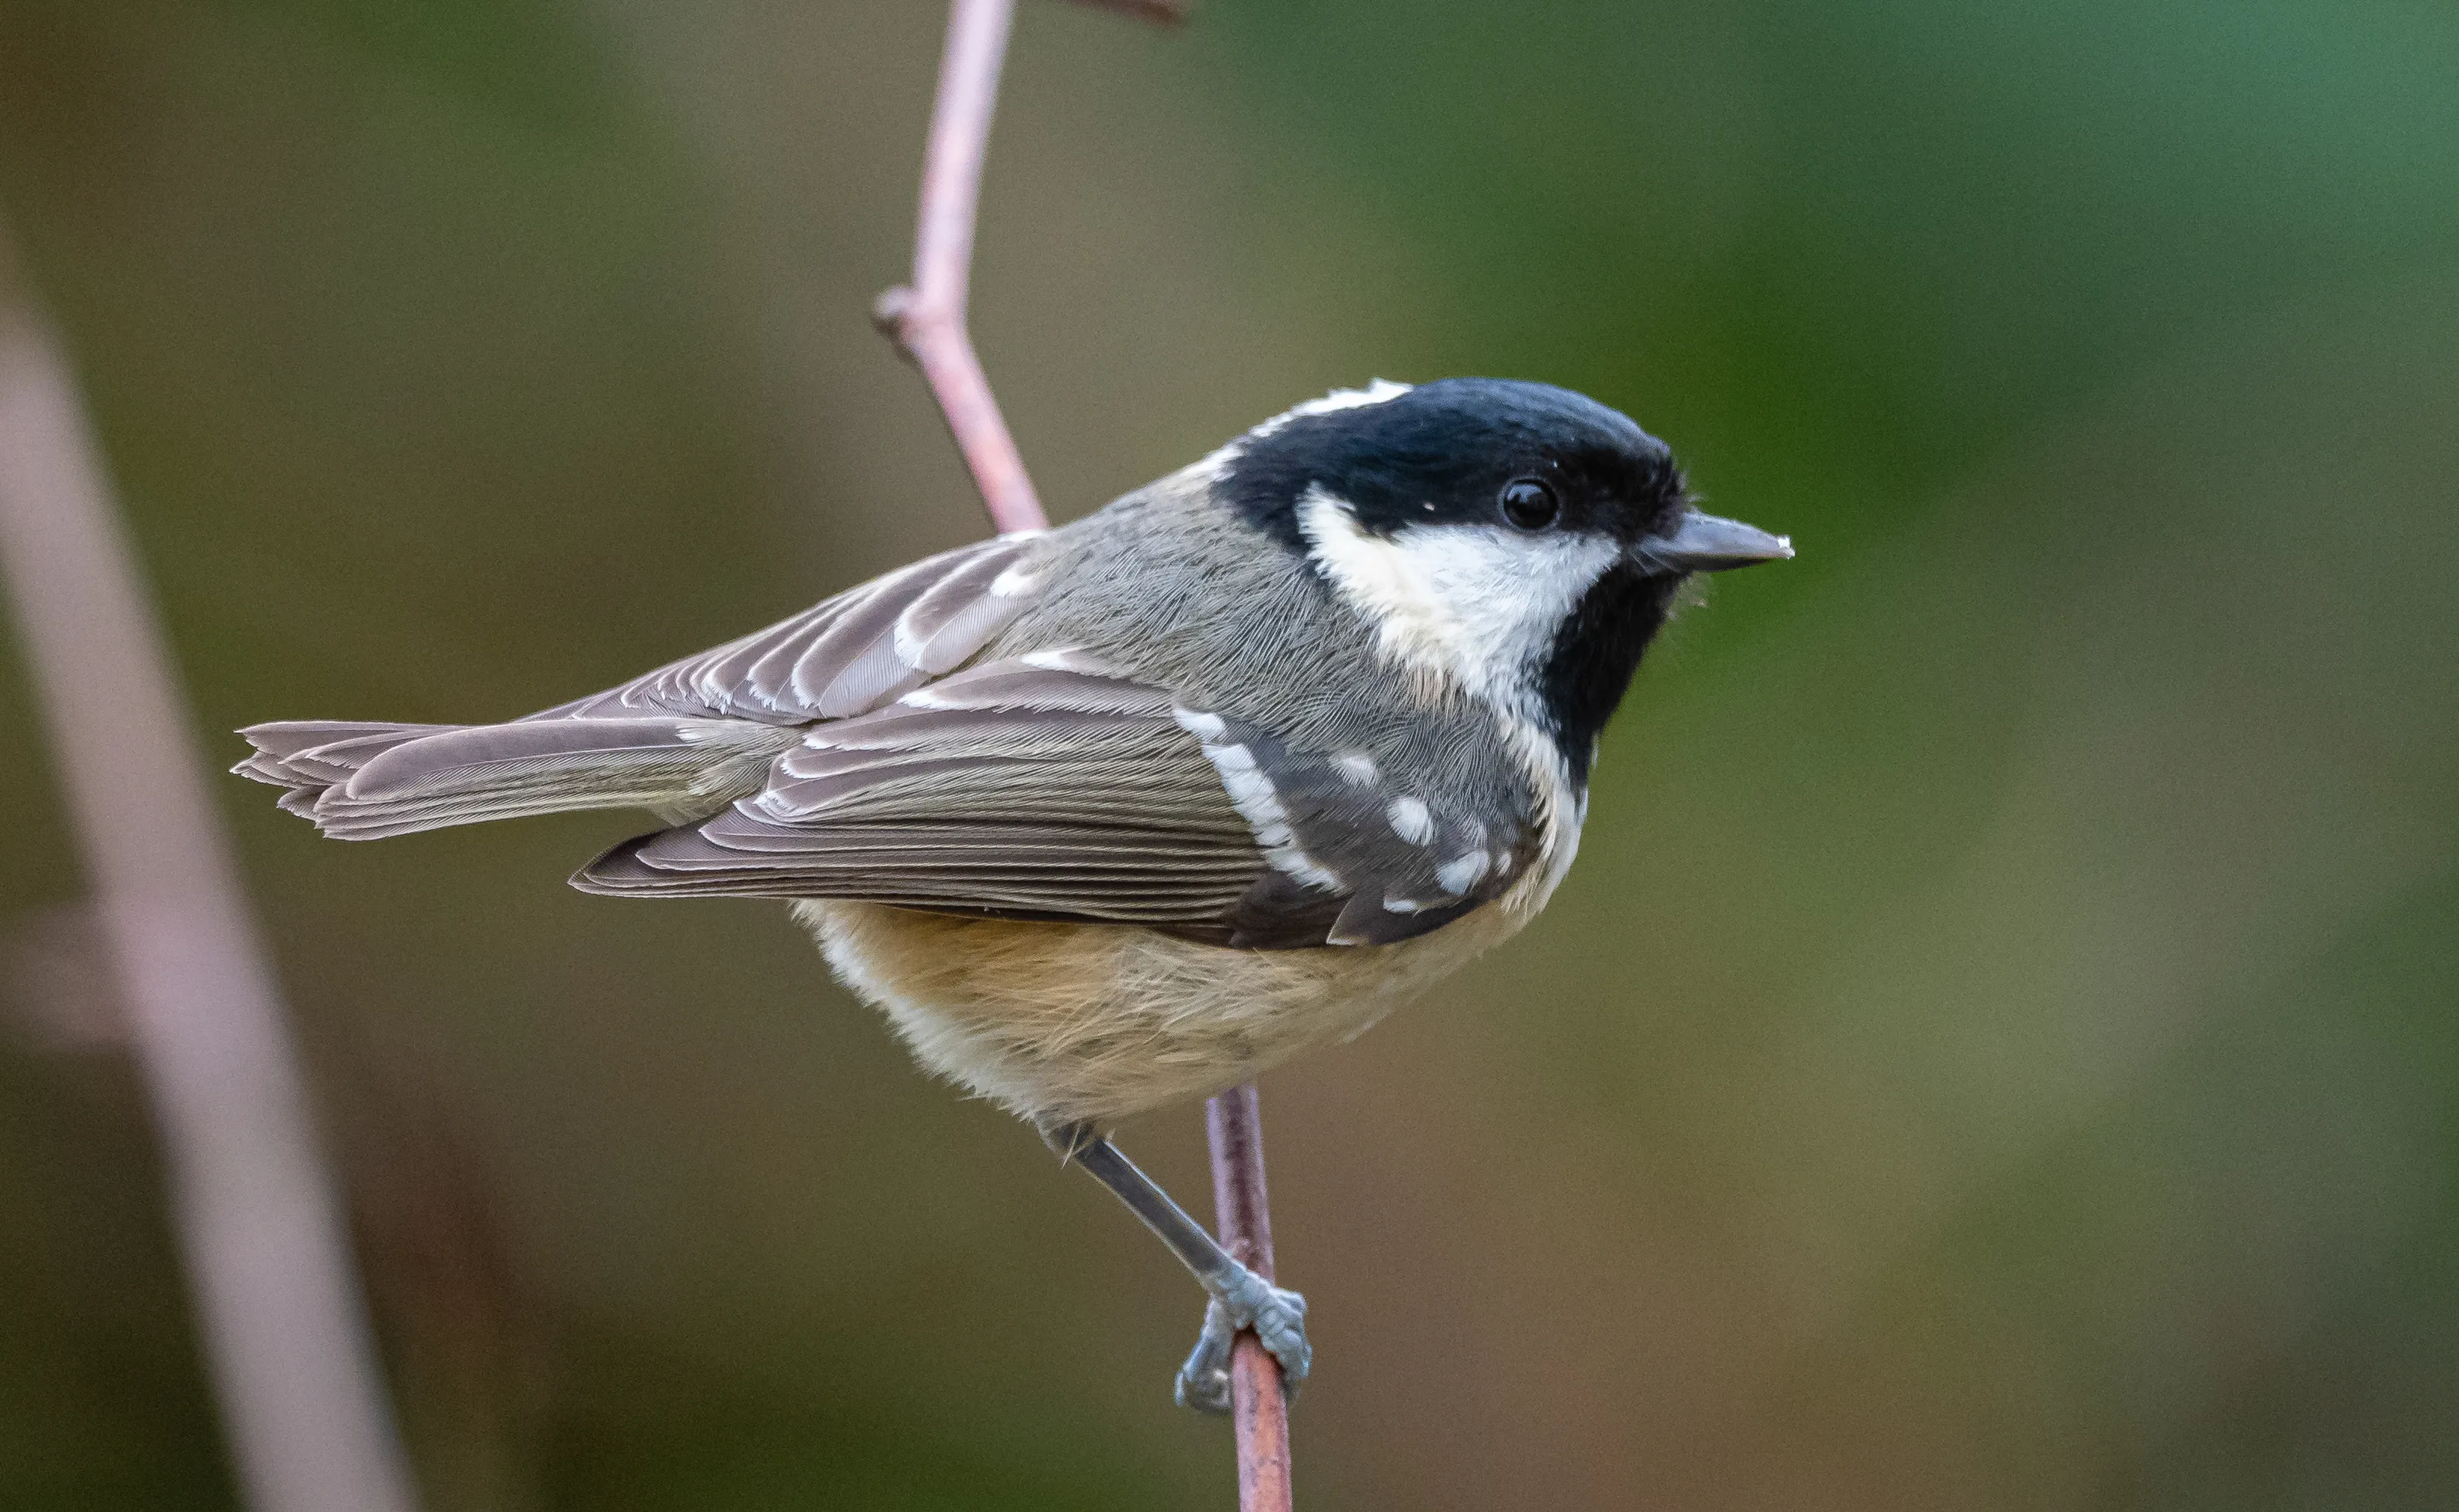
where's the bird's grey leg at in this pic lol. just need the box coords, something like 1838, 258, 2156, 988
1039, 1120, 1310, 1414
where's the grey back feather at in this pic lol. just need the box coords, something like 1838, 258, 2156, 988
238, 483, 1551, 949
235, 537, 1032, 839
533, 535, 1040, 723
986, 473, 1549, 944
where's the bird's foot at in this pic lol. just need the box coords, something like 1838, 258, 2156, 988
1175, 1266, 1309, 1414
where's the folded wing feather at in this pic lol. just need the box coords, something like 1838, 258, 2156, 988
239, 533, 1535, 949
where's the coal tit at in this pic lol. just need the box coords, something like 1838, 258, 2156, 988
237, 377, 1791, 1411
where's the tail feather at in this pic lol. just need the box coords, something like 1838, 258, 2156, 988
236, 717, 798, 840
235, 721, 450, 786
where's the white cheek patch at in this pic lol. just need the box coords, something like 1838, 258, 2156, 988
1297, 487, 1623, 708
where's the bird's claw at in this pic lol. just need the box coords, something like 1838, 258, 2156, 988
1175, 1268, 1309, 1414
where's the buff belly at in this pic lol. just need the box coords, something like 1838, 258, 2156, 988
792, 899, 1529, 1126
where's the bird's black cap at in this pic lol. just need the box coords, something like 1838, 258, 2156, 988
1219, 377, 1689, 554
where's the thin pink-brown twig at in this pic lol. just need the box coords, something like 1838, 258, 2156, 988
1208, 1085, 1294, 1506
872, 0, 1186, 535
874, 3, 1294, 1506
0, 248, 421, 1512
872, 0, 1044, 535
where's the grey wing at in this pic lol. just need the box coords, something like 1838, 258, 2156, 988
572, 656, 1269, 935
234, 536, 1050, 841
1169, 709, 1545, 947
534, 533, 1049, 724
571, 654, 1542, 950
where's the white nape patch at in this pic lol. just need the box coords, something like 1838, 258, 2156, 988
1435, 849, 1490, 895
1247, 378, 1413, 442
1193, 381, 1416, 477
1174, 710, 1343, 891
1282, 378, 1413, 422
1186, 381, 1413, 481
1386, 795, 1435, 846
1297, 486, 1623, 711
1331, 750, 1380, 785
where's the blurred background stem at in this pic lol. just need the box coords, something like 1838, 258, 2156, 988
0, 240, 420, 1512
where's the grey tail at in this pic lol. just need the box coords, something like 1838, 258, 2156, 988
234, 717, 797, 840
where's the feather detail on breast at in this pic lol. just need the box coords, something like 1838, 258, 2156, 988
797, 898, 1530, 1125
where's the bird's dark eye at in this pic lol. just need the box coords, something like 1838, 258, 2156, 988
1499, 478, 1559, 531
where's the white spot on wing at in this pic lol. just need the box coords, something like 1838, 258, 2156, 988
1386, 795, 1435, 846
891, 614, 929, 669
1173, 708, 1227, 741
1019, 647, 1114, 675
1332, 750, 1379, 785
1435, 850, 1490, 895
1184, 725, 1342, 891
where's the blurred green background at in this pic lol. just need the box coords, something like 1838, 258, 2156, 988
3, 1, 2456, 1507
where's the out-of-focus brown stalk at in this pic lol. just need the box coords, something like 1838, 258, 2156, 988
0, 251, 421, 1512
874, 4, 1293, 1506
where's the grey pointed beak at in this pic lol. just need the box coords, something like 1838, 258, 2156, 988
1634, 510, 1795, 574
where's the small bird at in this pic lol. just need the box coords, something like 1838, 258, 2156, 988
237, 378, 1790, 1411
